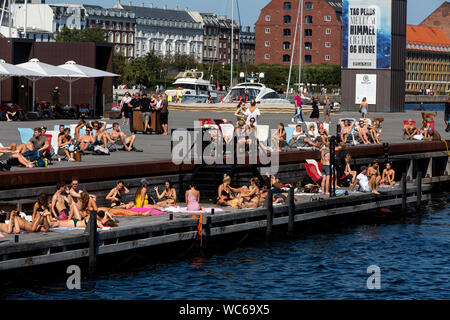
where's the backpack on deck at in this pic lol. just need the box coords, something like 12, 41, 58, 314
35, 157, 48, 167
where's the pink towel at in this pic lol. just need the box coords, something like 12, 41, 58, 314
129, 208, 167, 215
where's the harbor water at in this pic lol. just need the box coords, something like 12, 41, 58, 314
2, 192, 449, 300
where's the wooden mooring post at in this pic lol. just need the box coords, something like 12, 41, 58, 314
88, 210, 98, 275
265, 189, 273, 239
288, 187, 295, 237
401, 173, 407, 214
416, 171, 422, 210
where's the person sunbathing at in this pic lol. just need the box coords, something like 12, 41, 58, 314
77, 126, 96, 152
15, 211, 51, 232
403, 119, 417, 139
135, 180, 162, 209
356, 121, 371, 144
109, 122, 138, 152
0, 210, 20, 234
367, 124, 381, 144
271, 123, 287, 152
90, 120, 112, 149
51, 210, 117, 229
106, 181, 131, 208
58, 128, 76, 161
245, 117, 258, 146
217, 174, 242, 208
32, 193, 50, 222
339, 119, 355, 143
154, 180, 177, 206
239, 178, 261, 209
367, 160, 381, 194
380, 162, 396, 186
51, 182, 72, 220
0, 150, 35, 168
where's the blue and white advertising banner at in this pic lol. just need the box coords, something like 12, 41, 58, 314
342, 0, 391, 69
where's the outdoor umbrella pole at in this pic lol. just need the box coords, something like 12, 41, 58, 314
32, 80, 35, 112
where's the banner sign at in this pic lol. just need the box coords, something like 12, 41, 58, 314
342, 0, 391, 69
355, 74, 377, 104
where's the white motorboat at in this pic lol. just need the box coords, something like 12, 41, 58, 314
165, 70, 217, 103
223, 82, 292, 105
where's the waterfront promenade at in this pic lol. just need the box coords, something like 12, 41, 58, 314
1, 109, 449, 171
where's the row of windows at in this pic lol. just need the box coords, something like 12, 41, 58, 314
265, 15, 332, 24
264, 54, 330, 63
407, 73, 450, 81
406, 83, 448, 90
115, 45, 133, 56
407, 62, 450, 72
266, 28, 332, 35
281, 1, 314, 10
108, 32, 134, 44
264, 41, 331, 49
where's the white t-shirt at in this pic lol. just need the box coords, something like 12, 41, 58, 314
357, 173, 371, 192
244, 108, 261, 126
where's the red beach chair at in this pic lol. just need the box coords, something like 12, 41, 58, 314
303, 161, 323, 184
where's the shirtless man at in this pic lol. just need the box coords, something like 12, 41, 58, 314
357, 121, 371, 144
381, 162, 396, 186
403, 119, 417, 140
367, 160, 381, 194
367, 124, 381, 144
77, 126, 96, 152
321, 142, 331, 196
339, 119, 355, 143
89, 120, 113, 149
109, 122, 137, 152
51, 182, 72, 220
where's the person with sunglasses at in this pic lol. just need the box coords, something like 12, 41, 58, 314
77, 126, 96, 152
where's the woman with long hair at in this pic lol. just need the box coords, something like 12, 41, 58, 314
154, 180, 177, 206
271, 123, 287, 152
32, 193, 50, 222
120, 92, 132, 126
185, 182, 203, 211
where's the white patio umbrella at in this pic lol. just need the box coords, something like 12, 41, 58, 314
0, 59, 42, 105
57, 60, 118, 109
16, 58, 85, 112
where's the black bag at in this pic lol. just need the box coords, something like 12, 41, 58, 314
0, 160, 11, 171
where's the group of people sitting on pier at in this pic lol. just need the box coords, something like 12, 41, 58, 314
0, 119, 143, 170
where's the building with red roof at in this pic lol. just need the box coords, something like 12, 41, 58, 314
406, 24, 450, 93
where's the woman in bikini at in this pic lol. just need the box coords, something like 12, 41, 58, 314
154, 181, 177, 207
359, 97, 369, 119
240, 178, 261, 209
380, 162, 396, 186
51, 210, 118, 229
106, 181, 131, 208
217, 174, 242, 208
32, 193, 50, 222
245, 117, 258, 147
0, 211, 20, 234
271, 123, 287, 152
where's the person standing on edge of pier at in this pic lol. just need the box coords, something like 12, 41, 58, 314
321, 141, 331, 196
129, 92, 141, 133
444, 96, 450, 132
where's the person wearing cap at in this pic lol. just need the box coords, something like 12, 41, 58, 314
350, 166, 371, 193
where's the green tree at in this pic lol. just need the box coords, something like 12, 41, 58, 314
54, 26, 106, 43
113, 53, 127, 86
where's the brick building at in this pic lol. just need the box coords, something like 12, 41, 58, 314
85, 4, 136, 59
255, 0, 342, 66
405, 25, 450, 93
419, 2, 450, 41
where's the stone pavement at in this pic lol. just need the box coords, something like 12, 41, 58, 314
1, 109, 448, 171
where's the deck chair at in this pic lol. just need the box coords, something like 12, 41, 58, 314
257, 125, 269, 144
339, 118, 358, 145
303, 160, 322, 184
323, 123, 330, 132
305, 122, 318, 133
220, 123, 235, 143
213, 119, 225, 127
18, 128, 34, 145
198, 118, 213, 126
285, 127, 295, 144
46, 130, 60, 156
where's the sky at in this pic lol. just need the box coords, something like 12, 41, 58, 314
47, 0, 446, 29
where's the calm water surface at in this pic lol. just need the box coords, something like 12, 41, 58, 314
3, 192, 449, 300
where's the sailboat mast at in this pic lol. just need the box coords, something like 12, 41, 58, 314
298, 0, 304, 90
285, 0, 301, 99
230, 0, 234, 89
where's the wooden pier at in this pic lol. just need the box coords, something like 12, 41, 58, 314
0, 140, 449, 272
